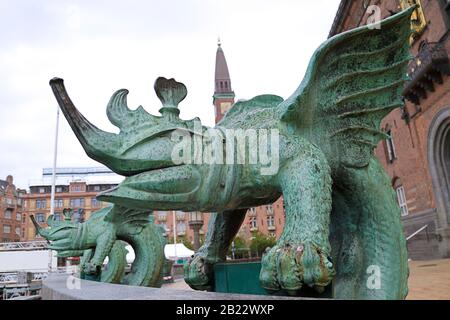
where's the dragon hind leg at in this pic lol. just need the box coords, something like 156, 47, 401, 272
121, 223, 165, 287
331, 157, 409, 300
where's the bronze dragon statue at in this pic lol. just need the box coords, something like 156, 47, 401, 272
47, 8, 415, 299
31, 206, 165, 287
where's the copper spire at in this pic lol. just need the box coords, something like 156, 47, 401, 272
214, 40, 233, 94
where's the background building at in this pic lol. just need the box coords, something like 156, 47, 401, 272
23, 167, 122, 241
0, 175, 25, 242
329, 0, 450, 260
153, 211, 210, 248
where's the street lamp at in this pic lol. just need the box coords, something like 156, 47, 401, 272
188, 211, 204, 251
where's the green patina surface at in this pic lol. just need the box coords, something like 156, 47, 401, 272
46, 8, 414, 299
31, 207, 165, 287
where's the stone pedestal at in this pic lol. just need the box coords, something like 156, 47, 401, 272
41, 273, 308, 300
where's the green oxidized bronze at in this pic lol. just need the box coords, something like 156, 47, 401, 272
48, 8, 414, 299
31, 206, 165, 287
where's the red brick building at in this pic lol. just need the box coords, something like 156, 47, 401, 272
153, 210, 210, 247
0, 175, 25, 242
329, 0, 450, 260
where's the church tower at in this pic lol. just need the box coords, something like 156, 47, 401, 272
213, 40, 235, 124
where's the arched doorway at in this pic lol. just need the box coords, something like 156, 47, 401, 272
428, 107, 450, 258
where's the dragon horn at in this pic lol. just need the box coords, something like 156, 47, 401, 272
49, 78, 121, 166
29, 215, 50, 238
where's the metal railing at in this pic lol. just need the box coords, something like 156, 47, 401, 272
0, 267, 78, 285
406, 225, 429, 242
0, 241, 48, 251
0, 273, 18, 283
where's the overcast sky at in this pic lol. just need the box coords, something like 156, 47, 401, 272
0, 0, 341, 189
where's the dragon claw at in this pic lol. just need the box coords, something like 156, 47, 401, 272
260, 241, 335, 295
184, 255, 214, 291
82, 262, 101, 276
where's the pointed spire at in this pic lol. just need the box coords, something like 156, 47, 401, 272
214, 40, 233, 94
213, 39, 235, 124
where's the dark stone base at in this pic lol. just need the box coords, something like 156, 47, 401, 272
437, 227, 450, 258
41, 273, 309, 300
214, 262, 332, 298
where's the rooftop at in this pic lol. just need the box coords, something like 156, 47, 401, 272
28, 166, 124, 187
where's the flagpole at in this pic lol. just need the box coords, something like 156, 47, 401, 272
173, 210, 177, 262
49, 106, 60, 218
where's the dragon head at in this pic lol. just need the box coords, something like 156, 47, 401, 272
49, 77, 205, 177
30, 210, 83, 252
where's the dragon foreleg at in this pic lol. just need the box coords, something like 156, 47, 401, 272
260, 144, 335, 295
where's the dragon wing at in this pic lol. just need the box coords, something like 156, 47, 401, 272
279, 7, 414, 168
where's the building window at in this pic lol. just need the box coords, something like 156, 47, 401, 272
267, 215, 275, 228
16, 213, 21, 221
36, 213, 45, 223
39, 187, 46, 194
93, 185, 101, 192
176, 211, 186, 220
54, 199, 64, 208
396, 186, 409, 216
5, 198, 13, 205
4, 209, 12, 219
177, 222, 186, 234
266, 205, 274, 215
73, 209, 85, 223
250, 217, 257, 229
3, 225, 11, 234
15, 227, 21, 236
56, 186, 63, 193
71, 185, 83, 192
53, 213, 62, 221
36, 199, 47, 209
91, 198, 101, 208
386, 130, 397, 163
158, 212, 167, 221
70, 198, 85, 208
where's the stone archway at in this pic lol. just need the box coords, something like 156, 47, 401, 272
428, 107, 450, 258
